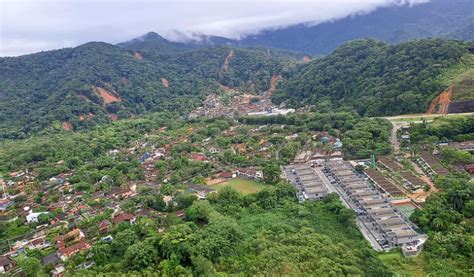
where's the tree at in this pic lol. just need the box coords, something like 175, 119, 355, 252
124, 241, 158, 270
263, 163, 281, 184
18, 257, 41, 277
175, 192, 198, 209
112, 229, 138, 256
37, 213, 51, 225
186, 200, 214, 223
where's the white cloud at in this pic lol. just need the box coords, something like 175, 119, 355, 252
0, 0, 430, 56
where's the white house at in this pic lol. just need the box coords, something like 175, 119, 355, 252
26, 211, 50, 223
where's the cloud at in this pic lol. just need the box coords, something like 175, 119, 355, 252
0, 0, 430, 56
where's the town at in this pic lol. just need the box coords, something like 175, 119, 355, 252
1, 110, 471, 275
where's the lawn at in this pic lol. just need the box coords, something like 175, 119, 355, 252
211, 178, 267, 195
378, 250, 426, 277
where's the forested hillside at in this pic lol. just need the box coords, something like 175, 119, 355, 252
0, 43, 297, 139
273, 39, 473, 116
1, 38, 472, 139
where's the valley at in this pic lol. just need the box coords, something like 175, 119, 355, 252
0, 1, 473, 275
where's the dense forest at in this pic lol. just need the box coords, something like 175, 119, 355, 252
273, 39, 473, 116
0, 43, 297, 139
1, 38, 472, 139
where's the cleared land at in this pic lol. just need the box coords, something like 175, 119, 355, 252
211, 178, 267, 195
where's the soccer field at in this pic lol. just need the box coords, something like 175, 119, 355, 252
211, 178, 267, 195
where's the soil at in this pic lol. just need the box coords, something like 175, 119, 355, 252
161, 78, 169, 88
134, 52, 143, 61
62, 121, 73, 131
223, 50, 234, 72
206, 177, 228, 186
428, 87, 452, 114
93, 86, 121, 105
268, 74, 282, 96
219, 83, 237, 94
79, 113, 94, 121
109, 113, 119, 121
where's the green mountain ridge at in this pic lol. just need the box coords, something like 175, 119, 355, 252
1, 38, 472, 139
0, 43, 298, 139
273, 39, 474, 116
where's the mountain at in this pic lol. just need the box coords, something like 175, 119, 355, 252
272, 39, 474, 116
118, 32, 237, 54
238, 0, 473, 54
0, 42, 298, 139
122, 1, 473, 55
1, 36, 472, 139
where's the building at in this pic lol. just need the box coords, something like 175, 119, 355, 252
29, 237, 51, 250
236, 168, 263, 180
98, 220, 110, 234
323, 161, 427, 252
113, 213, 136, 225
282, 165, 328, 202
0, 256, 15, 273
41, 253, 60, 267
447, 140, 474, 151
0, 198, 12, 212
26, 211, 50, 223
55, 229, 91, 261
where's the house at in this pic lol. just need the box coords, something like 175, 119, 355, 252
0, 256, 15, 273
113, 213, 136, 225
0, 198, 12, 212
333, 139, 343, 149
58, 239, 91, 260
55, 229, 91, 261
175, 210, 186, 218
219, 172, 235, 179
237, 168, 263, 180
189, 152, 207, 161
51, 264, 65, 276
41, 253, 60, 266
29, 237, 51, 250
26, 211, 50, 223
208, 147, 219, 154
465, 164, 474, 175
98, 220, 110, 234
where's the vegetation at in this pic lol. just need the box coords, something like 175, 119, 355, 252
0, 43, 298, 139
211, 178, 267, 195
273, 39, 473, 116
409, 115, 474, 143
60, 187, 391, 276
240, 112, 392, 159
410, 175, 473, 275
2, 38, 472, 139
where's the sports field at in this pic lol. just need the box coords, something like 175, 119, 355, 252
211, 178, 267, 195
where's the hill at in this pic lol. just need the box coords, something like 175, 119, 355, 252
0, 42, 299, 139
272, 39, 474, 116
117, 32, 237, 54
239, 0, 474, 54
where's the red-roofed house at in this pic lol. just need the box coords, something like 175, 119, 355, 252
99, 220, 110, 234
113, 213, 136, 225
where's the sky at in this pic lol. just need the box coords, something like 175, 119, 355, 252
0, 0, 429, 56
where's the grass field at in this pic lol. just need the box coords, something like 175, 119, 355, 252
211, 178, 267, 195
378, 251, 426, 277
